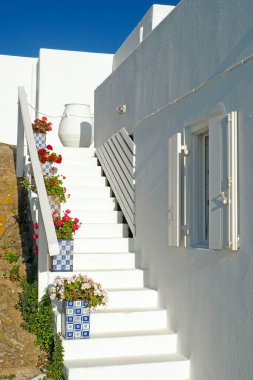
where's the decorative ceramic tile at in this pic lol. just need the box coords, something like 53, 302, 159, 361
33, 132, 46, 149
52, 239, 74, 272
48, 195, 61, 216
63, 301, 90, 339
41, 161, 54, 176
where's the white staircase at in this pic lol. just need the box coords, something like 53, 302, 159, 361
50, 147, 190, 380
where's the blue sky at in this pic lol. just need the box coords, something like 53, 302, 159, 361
0, 0, 180, 57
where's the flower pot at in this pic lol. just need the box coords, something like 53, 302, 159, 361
51, 239, 74, 272
33, 132, 46, 149
58, 104, 93, 148
40, 161, 55, 176
48, 195, 61, 216
62, 300, 90, 339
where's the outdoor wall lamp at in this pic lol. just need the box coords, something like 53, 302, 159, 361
116, 104, 127, 115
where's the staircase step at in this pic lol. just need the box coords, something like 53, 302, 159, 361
62, 331, 177, 360
73, 237, 134, 253
60, 157, 98, 168
73, 252, 136, 270
106, 288, 159, 309
61, 147, 95, 157
64, 186, 111, 198
64, 176, 107, 187
58, 166, 102, 177
65, 198, 118, 211
75, 224, 128, 238
71, 210, 123, 224
90, 309, 168, 334
64, 354, 190, 380
49, 269, 144, 289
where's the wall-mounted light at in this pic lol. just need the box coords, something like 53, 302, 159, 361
116, 104, 127, 115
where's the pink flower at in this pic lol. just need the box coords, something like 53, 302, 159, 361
34, 246, 38, 254
55, 220, 62, 226
73, 224, 79, 231
33, 223, 39, 230
74, 218, 79, 223
33, 233, 38, 240
65, 209, 71, 214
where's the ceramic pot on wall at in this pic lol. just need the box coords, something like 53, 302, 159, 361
58, 104, 93, 147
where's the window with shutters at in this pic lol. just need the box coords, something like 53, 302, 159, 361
168, 112, 239, 251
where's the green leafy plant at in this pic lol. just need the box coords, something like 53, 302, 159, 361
4, 251, 19, 263
19, 280, 64, 379
49, 274, 107, 309
32, 116, 52, 133
9, 264, 19, 281
53, 210, 81, 240
22, 175, 69, 204
0, 375, 16, 380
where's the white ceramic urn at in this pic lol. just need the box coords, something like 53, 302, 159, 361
58, 104, 93, 147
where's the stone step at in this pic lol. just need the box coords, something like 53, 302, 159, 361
75, 224, 128, 238
65, 197, 117, 211
63, 331, 177, 361
73, 252, 136, 270
71, 210, 123, 224
49, 268, 144, 289
64, 354, 190, 380
73, 237, 134, 253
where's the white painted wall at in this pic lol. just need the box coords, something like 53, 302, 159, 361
0, 55, 37, 145
38, 49, 113, 148
112, 4, 174, 71
94, 1, 253, 379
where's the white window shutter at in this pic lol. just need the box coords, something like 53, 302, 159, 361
227, 111, 238, 250
209, 112, 238, 250
168, 133, 182, 247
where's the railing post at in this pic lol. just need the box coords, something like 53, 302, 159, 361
16, 102, 25, 177
38, 206, 49, 301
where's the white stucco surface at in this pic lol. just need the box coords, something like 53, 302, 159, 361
0, 54, 37, 145
38, 49, 113, 148
94, 0, 253, 379
112, 4, 174, 71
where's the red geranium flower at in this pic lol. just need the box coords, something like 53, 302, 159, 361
42, 116, 47, 122
33, 233, 38, 240
46, 144, 53, 150
34, 246, 38, 254
66, 209, 71, 214
74, 218, 79, 223
33, 222, 39, 230
49, 154, 55, 162
55, 220, 62, 226
47, 125, 52, 131
40, 155, 47, 163
73, 224, 79, 231
38, 148, 46, 155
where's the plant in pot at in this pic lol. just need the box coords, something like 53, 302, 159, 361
49, 274, 107, 339
22, 174, 69, 216
37, 145, 62, 176
32, 116, 52, 149
52, 210, 81, 272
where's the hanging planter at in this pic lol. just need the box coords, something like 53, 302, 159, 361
49, 274, 107, 339
51, 238, 74, 272
32, 116, 52, 149
62, 300, 90, 339
51, 210, 81, 272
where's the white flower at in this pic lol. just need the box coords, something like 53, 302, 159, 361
81, 283, 91, 290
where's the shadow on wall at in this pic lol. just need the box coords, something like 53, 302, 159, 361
80, 121, 93, 147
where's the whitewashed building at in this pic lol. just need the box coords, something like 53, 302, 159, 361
2, 0, 253, 379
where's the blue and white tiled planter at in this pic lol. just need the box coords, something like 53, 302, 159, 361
48, 195, 61, 217
51, 239, 74, 272
62, 300, 90, 339
41, 161, 54, 176
33, 132, 46, 149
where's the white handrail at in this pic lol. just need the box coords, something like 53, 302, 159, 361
16, 86, 59, 257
